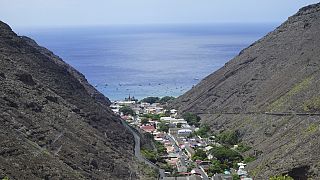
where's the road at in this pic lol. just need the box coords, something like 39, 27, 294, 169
197, 112, 320, 116
120, 119, 165, 179
166, 134, 209, 180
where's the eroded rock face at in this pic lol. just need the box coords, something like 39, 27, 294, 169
0, 21, 139, 179
172, 3, 320, 179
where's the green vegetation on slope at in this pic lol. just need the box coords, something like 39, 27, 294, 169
182, 112, 201, 127
141, 96, 176, 104
269, 76, 313, 112
119, 105, 136, 116
217, 130, 240, 146
192, 148, 207, 161
303, 96, 320, 112
269, 175, 294, 180
157, 121, 169, 133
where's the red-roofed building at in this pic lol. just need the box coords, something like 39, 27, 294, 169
140, 125, 156, 133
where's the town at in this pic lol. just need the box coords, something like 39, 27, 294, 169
111, 95, 254, 180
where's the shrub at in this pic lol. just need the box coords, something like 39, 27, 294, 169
232, 174, 240, 180
236, 143, 252, 153
140, 118, 149, 125
159, 96, 175, 104
195, 124, 210, 137
141, 113, 162, 121
217, 130, 239, 146
157, 121, 169, 133
155, 141, 167, 155
303, 96, 320, 112
207, 160, 224, 176
269, 175, 294, 180
141, 148, 158, 163
192, 149, 207, 161
119, 106, 136, 116
141, 97, 160, 104
209, 146, 242, 162
244, 156, 256, 163
182, 112, 201, 127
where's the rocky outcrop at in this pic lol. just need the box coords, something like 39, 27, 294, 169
0, 21, 141, 179
172, 3, 320, 179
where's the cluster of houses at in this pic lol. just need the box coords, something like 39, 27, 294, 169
110, 99, 169, 117
111, 97, 252, 180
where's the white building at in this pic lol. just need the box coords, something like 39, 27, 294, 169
177, 129, 192, 135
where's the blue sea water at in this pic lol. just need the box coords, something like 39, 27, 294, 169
20, 24, 276, 100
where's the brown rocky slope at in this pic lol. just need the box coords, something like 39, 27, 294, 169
172, 3, 320, 179
0, 21, 143, 179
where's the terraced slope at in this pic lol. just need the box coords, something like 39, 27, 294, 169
172, 3, 320, 179
0, 21, 142, 179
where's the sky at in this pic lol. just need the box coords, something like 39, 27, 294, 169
0, 0, 319, 28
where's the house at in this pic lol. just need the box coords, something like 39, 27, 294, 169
114, 100, 136, 107
140, 125, 155, 133
170, 109, 177, 114
212, 174, 232, 180
178, 129, 192, 136
191, 169, 202, 176
163, 175, 202, 180
161, 117, 176, 121
237, 163, 248, 177
204, 146, 213, 152
185, 145, 195, 158
208, 154, 214, 160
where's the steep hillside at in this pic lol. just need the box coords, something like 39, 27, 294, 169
172, 3, 320, 179
0, 21, 142, 179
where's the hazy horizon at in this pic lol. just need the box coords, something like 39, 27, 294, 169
0, 0, 319, 29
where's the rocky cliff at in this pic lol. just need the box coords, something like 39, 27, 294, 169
172, 3, 320, 179
0, 21, 142, 179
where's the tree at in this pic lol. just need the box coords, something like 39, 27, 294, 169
207, 160, 224, 176
160, 163, 174, 173
182, 112, 201, 127
232, 174, 240, 180
195, 124, 210, 137
119, 106, 135, 116
155, 141, 167, 155
141, 148, 158, 163
141, 113, 162, 121
192, 149, 207, 161
209, 146, 242, 163
217, 130, 239, 146
141, 97, 160, 104
140, 118, 149, 125
236, 143, 252, 153
158, 121, 169, 133
159, 96, 175, 104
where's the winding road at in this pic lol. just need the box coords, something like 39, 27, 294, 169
120, 119, 165, 179
166, 134, 208, 180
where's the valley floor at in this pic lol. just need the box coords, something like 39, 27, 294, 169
111, 98, 254, 180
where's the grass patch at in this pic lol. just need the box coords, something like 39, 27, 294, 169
244, 156, 256, 163
2, 176, 9, 180
138, 162, 158, 179
269, 76, 313, 111
236, 143, 252, 153
305, 123, 318, 134
269, 175, 293, 180
303, 96, 320, 112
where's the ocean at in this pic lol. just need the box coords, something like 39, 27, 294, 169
19, 23, 276, 101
